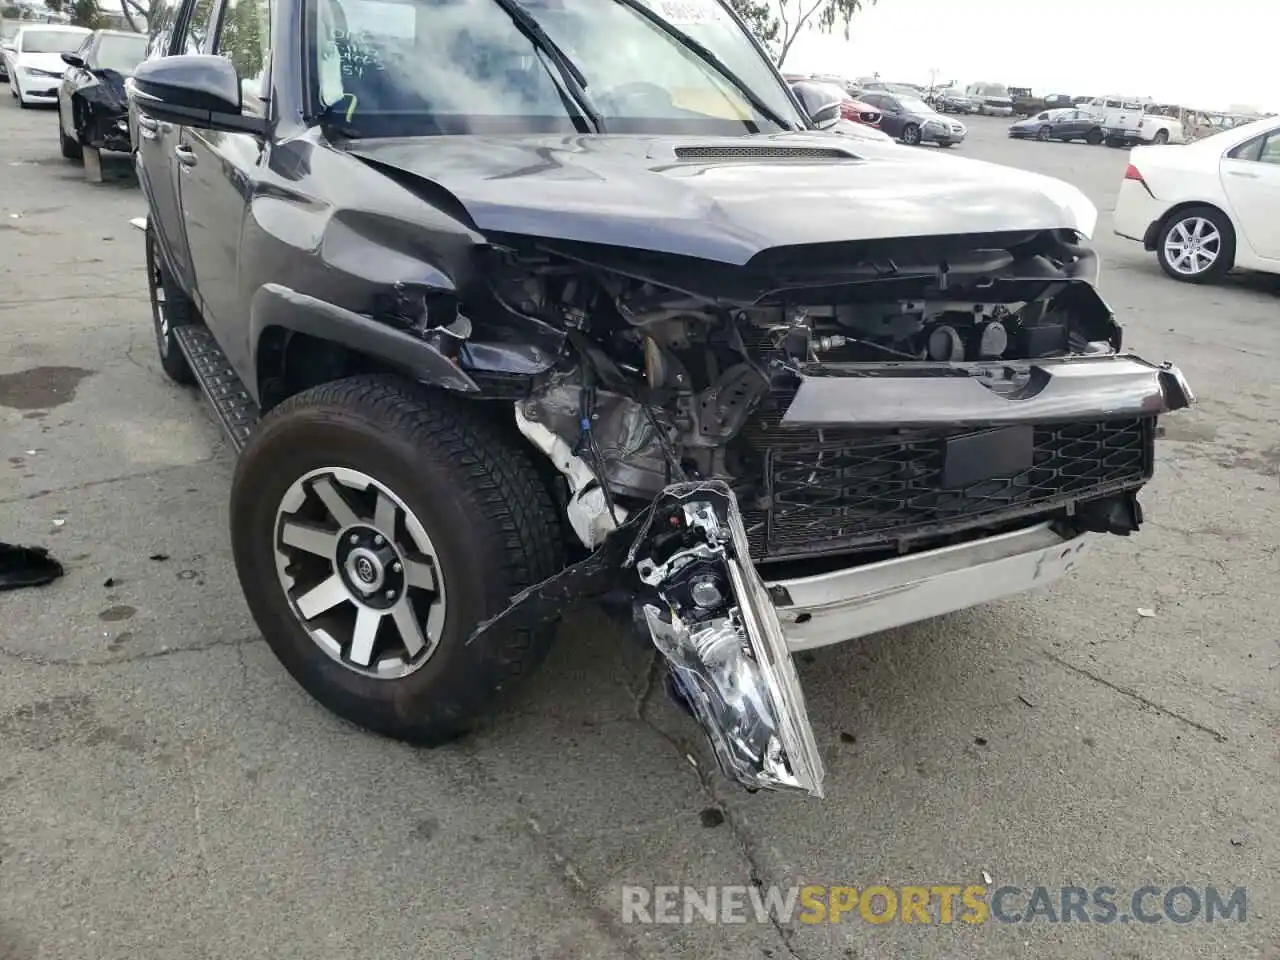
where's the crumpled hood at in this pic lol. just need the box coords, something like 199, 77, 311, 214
80, 68, 129, 112
342, 132, 1099, 265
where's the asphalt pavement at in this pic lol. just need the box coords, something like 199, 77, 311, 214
0, 104, 1277, 960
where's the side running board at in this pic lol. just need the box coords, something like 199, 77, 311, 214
172, 325, 260, 453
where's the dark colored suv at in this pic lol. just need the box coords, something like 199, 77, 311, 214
127, 0, 1192, 798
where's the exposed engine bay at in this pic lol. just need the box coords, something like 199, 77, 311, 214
451, 228, 1193, 798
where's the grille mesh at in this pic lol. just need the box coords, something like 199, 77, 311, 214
740, 417, 1152, 560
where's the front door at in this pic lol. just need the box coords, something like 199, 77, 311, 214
1220, 128, 1280, 261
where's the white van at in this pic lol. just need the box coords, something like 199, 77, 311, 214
965, 81, 1013, 116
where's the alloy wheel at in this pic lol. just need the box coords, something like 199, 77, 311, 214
1163, 216, 1221, 277
146, 232, 170, 356
273, 466, 447, 679
902, 124, 920, 145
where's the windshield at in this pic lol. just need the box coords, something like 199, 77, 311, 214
95, 33, 147, 73
20, 29, 86, 53
310, 0, 805, 137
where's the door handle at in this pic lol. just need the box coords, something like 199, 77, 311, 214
174, 144, 197, 167
136, 113, 159, 140
1226, 169, 1258, 178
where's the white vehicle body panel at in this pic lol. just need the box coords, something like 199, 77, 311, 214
1112, 115, 1280, 274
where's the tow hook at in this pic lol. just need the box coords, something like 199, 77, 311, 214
631, 480, 825, 798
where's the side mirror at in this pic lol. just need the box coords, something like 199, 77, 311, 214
790, 81, 844, 129
128, 53, 266, 136
60, 52, 86, 68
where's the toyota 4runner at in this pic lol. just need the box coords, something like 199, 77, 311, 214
127, 0, 1193, 798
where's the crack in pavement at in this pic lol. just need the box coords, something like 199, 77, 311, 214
0, 458, 220, 505
0, 633, 262, 669
1043, 650, 1228, 742
634, 652, 808, 960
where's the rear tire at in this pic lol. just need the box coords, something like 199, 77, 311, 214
1153, 129, 1170, 145
230, 376, 567, 745
1085, 128, 1103, 145
1156, 205, 1234, 284
145, 223, 196, 385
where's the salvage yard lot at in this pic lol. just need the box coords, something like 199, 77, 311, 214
1, 101, 1277, 960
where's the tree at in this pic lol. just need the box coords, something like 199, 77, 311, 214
726, 0, 876, 67
44, 0, 103, 27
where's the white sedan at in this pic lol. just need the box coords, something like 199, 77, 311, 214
1113, 114, 1280, 283
6, 24, 90, 108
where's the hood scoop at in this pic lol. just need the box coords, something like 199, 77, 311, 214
673, 144, 856, 162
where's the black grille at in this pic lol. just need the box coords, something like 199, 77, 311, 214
674, 145, 853, 161
741, 417, 1153, 560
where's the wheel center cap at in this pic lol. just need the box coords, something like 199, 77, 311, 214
345, 547, 386, 594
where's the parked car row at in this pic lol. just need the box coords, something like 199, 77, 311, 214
1, 23, 147, 179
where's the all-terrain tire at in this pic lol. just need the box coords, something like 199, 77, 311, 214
145, 222, 196, 385
230, 375, 567, 745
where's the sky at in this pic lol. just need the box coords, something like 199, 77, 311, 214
784, 0, 1277, 113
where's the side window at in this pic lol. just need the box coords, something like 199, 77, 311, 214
178, 0, 219, 54
147, 0, 186, 56
214, 0, 271, 107
1255, 133, 1280, 165
1228, 136, 1265, 163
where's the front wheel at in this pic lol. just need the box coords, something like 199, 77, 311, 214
1036, 124, 1051, 141
1085, 128, 1103, 145
59, 125, 82, 160
230, 376, 567, 745
901, 123, 921, 145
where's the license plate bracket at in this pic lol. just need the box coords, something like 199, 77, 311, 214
942, 425, 1035, 489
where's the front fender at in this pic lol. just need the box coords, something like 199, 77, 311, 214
249, 283, 479, 397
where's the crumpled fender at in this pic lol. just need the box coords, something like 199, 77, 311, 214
248, 283, 480, 395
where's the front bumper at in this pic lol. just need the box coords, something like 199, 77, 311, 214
769, 522, 1089, 650
86, 112, 132, 152
922, 123, 966, 144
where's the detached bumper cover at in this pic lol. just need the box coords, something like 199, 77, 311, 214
780, 355, 1194, 429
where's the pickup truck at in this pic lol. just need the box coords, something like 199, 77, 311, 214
126, 0, 1193, 799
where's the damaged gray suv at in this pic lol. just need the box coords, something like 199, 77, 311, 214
127, 0, 1193, 798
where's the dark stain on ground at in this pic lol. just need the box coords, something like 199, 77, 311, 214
699, 807, 725, 828
0, 695, 145, 754
0, 367, 94, 410
413, 817, 440, 841
106, 631, 134, 652
20, 411, 45, 420
99, 604, 136, 622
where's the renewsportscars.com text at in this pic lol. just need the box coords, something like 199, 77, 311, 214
621, 884, 1247, 926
